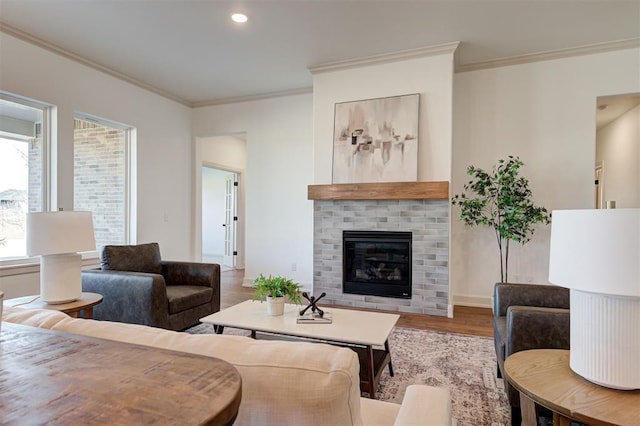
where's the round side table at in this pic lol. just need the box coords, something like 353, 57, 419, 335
504, 349, 640, 426
5, 292, 103, 319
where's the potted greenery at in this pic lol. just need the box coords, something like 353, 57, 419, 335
252, 274, 303, 316
452, 156, 550, 283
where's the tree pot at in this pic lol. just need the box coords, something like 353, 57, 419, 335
266, 296, 285, 316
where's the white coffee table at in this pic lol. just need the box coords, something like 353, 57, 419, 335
200, 300, 399, 398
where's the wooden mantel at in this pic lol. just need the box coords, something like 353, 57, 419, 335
307, 181, 449, 200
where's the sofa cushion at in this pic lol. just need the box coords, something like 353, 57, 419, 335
166, 285, 213, 314
101, 242, 162, 274
2, 305, 70, 328
392, 385, 451, 425
360, 398, 400, 425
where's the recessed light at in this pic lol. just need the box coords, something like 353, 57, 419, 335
231, 13, 248, 23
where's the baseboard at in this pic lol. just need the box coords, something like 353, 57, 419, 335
447, 305, 454, 318
453, 295, 493, 309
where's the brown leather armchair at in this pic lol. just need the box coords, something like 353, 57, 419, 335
82, 242, 220, 331
493, 282, 570, 425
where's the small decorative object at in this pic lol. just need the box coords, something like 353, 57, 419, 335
252, 274, 302, 316
451, 156, 550, 283
297, 292, 332, 324
332, 94, 419, 184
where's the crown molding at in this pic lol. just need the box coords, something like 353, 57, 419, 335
0, 22, 192, 107
191, 86, 313, 108
1, 22, 312, 108
309, 42, 461, 74
4, 20, 638, 107
456, 38, 640, 73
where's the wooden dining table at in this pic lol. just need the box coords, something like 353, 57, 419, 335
0, 322, 242, 425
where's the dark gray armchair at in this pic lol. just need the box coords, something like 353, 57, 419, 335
493, 282, 570, 425
82, 242, 220, 331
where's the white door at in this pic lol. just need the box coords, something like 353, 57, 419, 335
595, 162, 604, 209
202, 167, 237, 268
223, 175, 237, 267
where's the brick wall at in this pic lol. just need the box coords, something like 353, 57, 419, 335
313, 199, 449, 316
74, 119, 125, 247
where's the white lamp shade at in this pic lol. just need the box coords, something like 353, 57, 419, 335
27, 211, 96, 256
549, 208, 640, 389
549, 208, 639, 297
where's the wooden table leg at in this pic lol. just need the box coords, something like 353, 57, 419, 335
84, 307, 94, 319
553, 412, 572, 426
366, 345, 376, 399
519, 393, 537, 426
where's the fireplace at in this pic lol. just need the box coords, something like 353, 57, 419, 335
312, 198, 449, 316
343, 230, 412, 299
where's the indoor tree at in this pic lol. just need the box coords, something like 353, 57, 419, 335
452, 156, 551, 283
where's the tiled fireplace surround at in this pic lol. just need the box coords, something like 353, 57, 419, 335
311, 183, 450, 317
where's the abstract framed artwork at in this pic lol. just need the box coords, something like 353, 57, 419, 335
332, 94, 419, 183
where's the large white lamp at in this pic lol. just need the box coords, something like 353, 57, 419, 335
27, 211, 96, 304
549, 208, 640, 390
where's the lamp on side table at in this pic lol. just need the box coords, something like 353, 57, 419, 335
549, 208, 639, 390
27, 211, 96, 304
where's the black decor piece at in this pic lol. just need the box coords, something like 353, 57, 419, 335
299, 292, 327, 318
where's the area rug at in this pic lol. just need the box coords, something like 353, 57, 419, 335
186, 324, 510, 426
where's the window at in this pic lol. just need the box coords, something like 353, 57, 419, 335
73, 115, 134, 248
0, 93, 52, 260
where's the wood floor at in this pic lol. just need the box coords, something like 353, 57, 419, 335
220, 269, 494, 338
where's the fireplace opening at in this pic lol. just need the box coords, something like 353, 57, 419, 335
343, 230, 412, 299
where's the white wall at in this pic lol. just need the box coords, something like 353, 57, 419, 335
0, 31, 193, 296
0, 268, 39, 298
452, 48, 640, 307
202, 135, 247, 170
596, 104, 640, 208
312, 52, 455, 183
192, 94, 314, 287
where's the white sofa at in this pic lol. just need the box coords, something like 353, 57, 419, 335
3, 306, 452, 425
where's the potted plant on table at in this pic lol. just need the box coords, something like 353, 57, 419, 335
451, 156, 551, 283
252, 274, 303, 316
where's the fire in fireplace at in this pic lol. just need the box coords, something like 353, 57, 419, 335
343, 230, 412, 299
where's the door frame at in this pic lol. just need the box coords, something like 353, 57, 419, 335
595, 161, 604, 209
196, 161, 242, 269
193, 135, 246, 269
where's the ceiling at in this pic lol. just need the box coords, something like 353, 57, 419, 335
596, 94, 640, 129
0, 0, 639, 106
